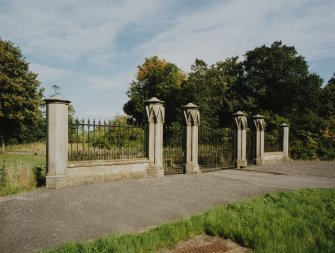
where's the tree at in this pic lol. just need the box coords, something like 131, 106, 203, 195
241, 41, 323, 118
123, 56, 186, 124
182, 57, 244, 127
320, 73, 335, 119
0, 38, 44, 143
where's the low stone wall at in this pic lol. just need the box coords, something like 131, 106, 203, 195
66, 158, 149, 186
262, 152, 285, 164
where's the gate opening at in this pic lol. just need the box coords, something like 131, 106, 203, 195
198, 127, 234, 172
163, 124, 184, 175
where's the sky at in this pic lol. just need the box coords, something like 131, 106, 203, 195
1, 0, 334, 120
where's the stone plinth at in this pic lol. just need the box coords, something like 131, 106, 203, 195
233, 111, 248, 168
280, 123, 290, 161
182, 103, 200, 174
44, 95, 70, 189
252, 114, 266, 165
145, 97, 165, 177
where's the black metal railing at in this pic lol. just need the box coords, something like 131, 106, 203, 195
264, 129, 282, 152
68, 119, 146, 161
198, 127, 234, 171
163, 124, 184, 175
246, 128, 255, 165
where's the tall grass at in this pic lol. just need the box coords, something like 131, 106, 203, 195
45, 189, 335, 253
0, 154, 46, 196
3, 142, 46, 155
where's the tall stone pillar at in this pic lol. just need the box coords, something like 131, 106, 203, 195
182, 103, 200, 174
280, 123, 290, 161
145, 97, 165, 177
252, 114, 266, 165
233, 111, 248, 168
44, 95, 70, 189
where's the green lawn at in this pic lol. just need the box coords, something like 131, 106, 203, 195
45, 188, 335, 253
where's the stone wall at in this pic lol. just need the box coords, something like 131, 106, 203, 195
67, 158, 149, 186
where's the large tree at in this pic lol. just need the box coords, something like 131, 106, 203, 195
241, 41, 323, 120
123, 56, 186, 124
0, 38, 44, 143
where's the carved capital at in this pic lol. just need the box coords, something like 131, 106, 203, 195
182, 103, 200, 126
145, 97, 165, 124
233, 111, 247, 130
252, 114, 266, 131
146, 104, 165, 123
183, 109, 200, 126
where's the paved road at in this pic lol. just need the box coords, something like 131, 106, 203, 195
0, 161, 334, 253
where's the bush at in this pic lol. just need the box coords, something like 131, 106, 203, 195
290, 129, 335, 160
317, 135, 335, 160
290, 130, 318, 160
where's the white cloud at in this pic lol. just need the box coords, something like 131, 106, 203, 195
0, 0, 168, 65
138, 0, 335, 68
83, 72, 134, 91
30, 64, 71, 83
1, 0, 334, 119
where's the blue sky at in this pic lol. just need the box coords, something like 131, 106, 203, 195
1, 0, 334, 120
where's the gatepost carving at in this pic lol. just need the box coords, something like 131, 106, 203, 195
44, 95, 71, 189
252, 114, 266, 165
233, 111, 248, 168
145, 97, 165, 177
182, 103, 200, 174
280, 123, 290, 161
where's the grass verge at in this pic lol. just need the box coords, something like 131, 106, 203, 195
45, 188, 335, 253
0, 154, 46, 196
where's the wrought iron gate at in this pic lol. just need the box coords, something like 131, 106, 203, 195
163, 124, 184, 175
198, 127, 234, 172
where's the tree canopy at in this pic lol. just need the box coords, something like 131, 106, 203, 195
123, 41, 334, 159
123, 56, 186, 124
0, 38, 44, 143
320, 73, 335, 119
181, 57, 244, 127
240, 41, 324, 129
124, 41, 327, 130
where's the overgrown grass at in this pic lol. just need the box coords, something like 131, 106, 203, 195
0, 154, 46, 196
3, 142, 46, 155
45, 189, 335, 253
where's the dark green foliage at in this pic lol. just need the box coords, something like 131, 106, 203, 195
290, 129, 335, 160
0, 38, 44, 143
320, 73, 335, 119
242, 41, 323, 117
123, 56, 186, 124
123, 42, 333, 160
290, 130, 319, 160
181, 57, 244, 127
317, 135, 335, 160
46, 189, 335, 253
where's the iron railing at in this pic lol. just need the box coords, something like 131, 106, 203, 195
163, 124, 184, 175
68, 119, 146, 161
198, 127, 234, 171
246, 128, 255, 165
264, 129, 282, 152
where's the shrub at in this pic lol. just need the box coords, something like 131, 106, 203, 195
290, 130, 318, 160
